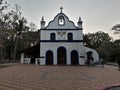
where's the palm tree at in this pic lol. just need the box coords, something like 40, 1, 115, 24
112, 24, 120, 34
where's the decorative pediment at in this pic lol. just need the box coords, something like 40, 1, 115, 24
45, 13, 79, 30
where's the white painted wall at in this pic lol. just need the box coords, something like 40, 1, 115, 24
45, 13, 80, 29
40, 30, 83, 40
40, 42, 85, 65
84, 46, 99, 63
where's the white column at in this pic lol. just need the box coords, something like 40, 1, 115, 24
35, 58, 38, 65
20, 53, 24, 64
54, 50, 57, 65
67, 48, 71, 65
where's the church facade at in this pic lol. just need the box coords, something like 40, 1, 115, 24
39, 8, 99, 65
20, 8, 99, 65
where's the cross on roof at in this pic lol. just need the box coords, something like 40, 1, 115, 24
60, 7, 63, 13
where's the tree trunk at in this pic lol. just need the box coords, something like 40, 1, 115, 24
0, 48, 2, 61
0, 32, 3, 61
13, 39, 18, 60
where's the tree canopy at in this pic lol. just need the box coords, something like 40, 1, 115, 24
0, 0, 38, 62
84, 31, 120, 62
84, 31, 112, 49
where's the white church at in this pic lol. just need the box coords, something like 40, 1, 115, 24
20, 7, 99, 65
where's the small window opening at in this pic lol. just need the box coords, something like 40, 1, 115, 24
50, 33, 56, 40
68, 33, 73, 40
58, 16, 65, 25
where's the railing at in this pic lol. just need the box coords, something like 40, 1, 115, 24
35, 58, 40, 65
24, 58, 30, 64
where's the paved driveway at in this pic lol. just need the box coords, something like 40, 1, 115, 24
0, 64, 120, 90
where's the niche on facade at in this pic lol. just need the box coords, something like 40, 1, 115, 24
58, 16, 65, 25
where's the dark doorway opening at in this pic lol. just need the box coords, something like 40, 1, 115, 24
57, 47, 67, 65
31, 57, 35, 64
71, 50, 79, 65
46, 50, 53, 65
86, 51, 93, 65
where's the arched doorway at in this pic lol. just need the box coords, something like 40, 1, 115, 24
86, 51, 93, 65
46, 50, 53, 65
71, 50, 79, 65
57, 47, 67, 65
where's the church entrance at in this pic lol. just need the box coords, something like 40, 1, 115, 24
57, 47, 67, 65
71, 50, 79, 65
46, 50, 53, 65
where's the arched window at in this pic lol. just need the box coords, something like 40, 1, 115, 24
50, 33, 56, 40
58, 16, 65, 25
68, 33, 73, 40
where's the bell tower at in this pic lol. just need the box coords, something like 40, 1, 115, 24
77, 17, 83, 29
40, 16, 45, 29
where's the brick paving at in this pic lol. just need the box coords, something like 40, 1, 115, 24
0, 64, 120, 90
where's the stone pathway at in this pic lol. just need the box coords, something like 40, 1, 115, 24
0, 64, 120, 90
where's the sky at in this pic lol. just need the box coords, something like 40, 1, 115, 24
6, 0, 120, 39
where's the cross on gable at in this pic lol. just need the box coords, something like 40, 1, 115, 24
60, 7, 63, 13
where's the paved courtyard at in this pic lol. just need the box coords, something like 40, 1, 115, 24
0, 64, 120, 90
